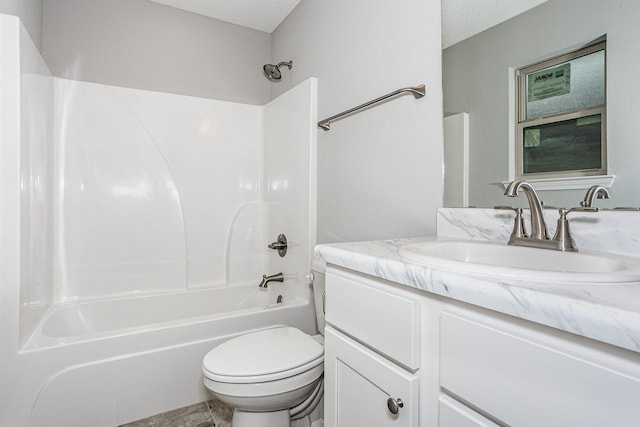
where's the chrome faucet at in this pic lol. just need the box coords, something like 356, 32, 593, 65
581, 185, 610, 208
501, 180, 598, 251
258, 272, 284, 288
504, 180, 549, 240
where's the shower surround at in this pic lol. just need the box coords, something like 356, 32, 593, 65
0, 15, 318, 426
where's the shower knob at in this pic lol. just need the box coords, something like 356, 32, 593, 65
386, 397, 404, 415
268, 233, 288, 257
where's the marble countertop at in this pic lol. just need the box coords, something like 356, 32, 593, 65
314, 237, 640, 354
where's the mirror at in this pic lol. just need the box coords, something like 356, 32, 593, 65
442, 0, 640, 209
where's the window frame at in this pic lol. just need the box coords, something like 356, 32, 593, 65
515, 41, 607, 180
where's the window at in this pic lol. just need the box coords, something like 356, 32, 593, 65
516, 41, 606, 180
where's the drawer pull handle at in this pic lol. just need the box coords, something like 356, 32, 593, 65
387, 397, 404, 415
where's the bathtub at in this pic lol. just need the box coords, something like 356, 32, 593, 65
22, 281, 317, 426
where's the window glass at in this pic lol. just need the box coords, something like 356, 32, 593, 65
522, 114, 602, 174
525, 50, 605, 120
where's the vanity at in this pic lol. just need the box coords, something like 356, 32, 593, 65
316, 208, 640, 427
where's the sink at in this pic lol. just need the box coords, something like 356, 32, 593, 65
398, 240, 640, 284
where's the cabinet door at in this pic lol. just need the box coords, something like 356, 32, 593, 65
324, 327, 418, 427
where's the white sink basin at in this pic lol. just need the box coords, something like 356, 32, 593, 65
398, 240, 640, 284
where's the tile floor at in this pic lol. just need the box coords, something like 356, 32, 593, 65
119, 398, 233, 427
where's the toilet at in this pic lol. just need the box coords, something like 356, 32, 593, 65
202, 262, 326, 427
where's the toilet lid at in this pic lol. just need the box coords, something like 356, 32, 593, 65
203, 327, 324, 380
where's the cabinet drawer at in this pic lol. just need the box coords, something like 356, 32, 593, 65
440, 311, 640, 427
325, 327, 419, 427
326, 269, 420, 370
439, 394, 499, 427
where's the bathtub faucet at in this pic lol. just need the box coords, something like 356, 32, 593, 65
258, 272, 284, 288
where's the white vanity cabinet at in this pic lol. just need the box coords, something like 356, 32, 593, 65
323, 263, 640, 427
324, 267, 423, 427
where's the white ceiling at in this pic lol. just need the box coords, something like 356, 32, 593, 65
148, 0, 301, 33
148, 0, 547, 45
442, 0, 548, 48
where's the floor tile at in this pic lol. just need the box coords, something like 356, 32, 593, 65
119, 401, 218, 427
206, 399, 233, 427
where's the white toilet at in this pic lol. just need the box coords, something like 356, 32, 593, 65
202, 263, 326, 427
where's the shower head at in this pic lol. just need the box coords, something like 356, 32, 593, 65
263, 60, 293, 81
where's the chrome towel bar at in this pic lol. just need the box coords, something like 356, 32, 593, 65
317, 84, 425, 131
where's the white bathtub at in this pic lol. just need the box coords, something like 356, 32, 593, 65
23, 281, 316, 426
27, 281, 305, 347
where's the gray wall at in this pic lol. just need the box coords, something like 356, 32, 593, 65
42, 0, 271, 104
0, 0, 43, 50
443, 0, 640, 208
272, 0, 444, 244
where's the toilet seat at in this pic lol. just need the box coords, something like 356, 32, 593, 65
203, 327, 324, 384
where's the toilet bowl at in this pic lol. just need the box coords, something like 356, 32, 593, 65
202, 262, 326, 427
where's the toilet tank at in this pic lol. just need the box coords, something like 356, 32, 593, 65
311, 260, 326, 335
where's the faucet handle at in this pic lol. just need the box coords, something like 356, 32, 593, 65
268, 233, 288, 257
552, 207, 599, 252
494, 205, 520, 211
494, 206, 528, 240
560, 207, 599, 216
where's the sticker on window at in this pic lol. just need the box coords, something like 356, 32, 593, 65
527, 63, 571, 102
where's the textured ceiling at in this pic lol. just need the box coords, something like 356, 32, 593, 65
442, 0, 548, 48
148, 0, 301, 33
148, 0, 547, 45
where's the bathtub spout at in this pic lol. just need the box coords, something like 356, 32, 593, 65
259, 272, 284, 288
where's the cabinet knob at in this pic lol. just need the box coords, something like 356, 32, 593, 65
386, 397, 404, 415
